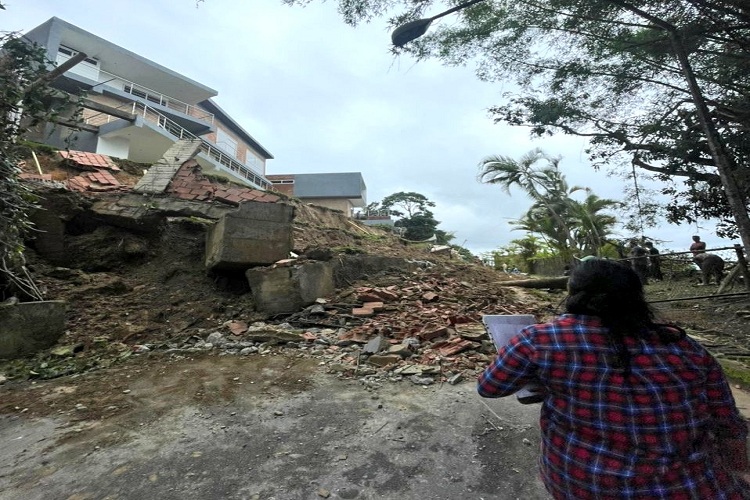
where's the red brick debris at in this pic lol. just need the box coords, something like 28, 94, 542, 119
67, 169, 122, 192
166, 160, 281, 206
58, 150, 120, 171
320, 270, 538, 380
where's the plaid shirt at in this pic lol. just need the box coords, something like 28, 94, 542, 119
478, 314, 750, 499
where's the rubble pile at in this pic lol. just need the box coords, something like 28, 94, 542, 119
0, 151, 554, 384
0, 260, 552, 385
140, 265, 547, 386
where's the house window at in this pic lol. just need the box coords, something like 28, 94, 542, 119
245, 152, 262, 170
56, 45, 100, 81
271, 179, 295, 184
216, 128, 238, 158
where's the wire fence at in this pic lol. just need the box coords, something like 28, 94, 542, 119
617, 245, 750, 304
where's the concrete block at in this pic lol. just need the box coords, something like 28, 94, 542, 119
246, 261, 334, 315
367, 354, 402, 367
206, 202, 295, 271
0, 301, 67, 359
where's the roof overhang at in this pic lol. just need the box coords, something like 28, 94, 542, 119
38, 17, 217, 104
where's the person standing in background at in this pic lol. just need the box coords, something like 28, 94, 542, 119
629, 240, 649, 285
690, 235, 707, 256
644, 241, 663, 281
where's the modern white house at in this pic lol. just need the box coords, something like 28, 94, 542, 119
21, 17, 273, 190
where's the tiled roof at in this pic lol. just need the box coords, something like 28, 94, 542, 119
67, 170, 122, 192
58, 150, 120, 171
166, 161, 280, 206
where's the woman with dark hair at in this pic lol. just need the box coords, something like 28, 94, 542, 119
478, 259, 749, 499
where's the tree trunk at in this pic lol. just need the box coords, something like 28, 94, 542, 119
499, 277, 569, 289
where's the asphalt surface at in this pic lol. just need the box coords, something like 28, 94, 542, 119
0, 354, 549, 500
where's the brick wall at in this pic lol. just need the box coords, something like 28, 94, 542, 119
267, 175, 295, 197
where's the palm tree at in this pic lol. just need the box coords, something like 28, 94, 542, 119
478, 148, 577, 259
566, 188, 621, 256
510, 203, 571, 255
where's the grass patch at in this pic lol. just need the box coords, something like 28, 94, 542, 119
718, 358, 750, 388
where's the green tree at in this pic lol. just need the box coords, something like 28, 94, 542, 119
0, 32, 68, 301
480, 149, 620, 258
380, 191, 436, 218
395, 210, 439, 241
379, 191, 440, 241
567, 188, 621, 255
491, 235, 554, 273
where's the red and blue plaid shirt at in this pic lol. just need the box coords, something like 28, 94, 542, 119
478, 314, 750, 499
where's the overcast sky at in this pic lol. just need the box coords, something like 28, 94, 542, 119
4, 0, 732, 255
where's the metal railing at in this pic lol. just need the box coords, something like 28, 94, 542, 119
81, 99, 270, 190
139, 104, 271, 190
97, 69, 215, 123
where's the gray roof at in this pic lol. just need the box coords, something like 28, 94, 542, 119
24, 17, 217, 104
199, 99, 274, 159
291, 173, 366, 201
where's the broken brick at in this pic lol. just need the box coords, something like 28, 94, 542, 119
352, 307, 374, 317
437, 338, 479, 357
372, 289, 399, 302
418, 326, 452, 342
357, 293, 383, 303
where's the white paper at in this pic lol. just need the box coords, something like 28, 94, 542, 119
482, 314, 544, 404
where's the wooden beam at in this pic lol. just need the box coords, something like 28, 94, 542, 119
498, 277, 569, 289
52, 119, 99, 134
78, 98, 136, 122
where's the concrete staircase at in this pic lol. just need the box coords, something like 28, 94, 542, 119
133, 139, 203, 194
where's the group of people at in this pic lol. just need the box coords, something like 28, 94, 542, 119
627, 240, 663, 284
478, 258, 749, 498
627, 235, 725, 286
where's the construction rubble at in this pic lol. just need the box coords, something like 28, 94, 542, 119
0, 149, 553, 384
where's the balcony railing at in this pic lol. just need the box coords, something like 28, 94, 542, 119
81, 101, 270, 190
97, 68, 215, 123
142, 104, 270, 190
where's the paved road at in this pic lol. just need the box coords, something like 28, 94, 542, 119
0, 354, 549, 500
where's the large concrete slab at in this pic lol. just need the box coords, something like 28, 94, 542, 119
206, 202, 294, 271
133, 139, 202, 194
246, 261, 334, 314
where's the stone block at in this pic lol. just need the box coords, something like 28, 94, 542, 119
387, 344, 413, 358
363, 335, 388, 354
367, 354, 402, 367
246, 261, 334, 315
206, 201, 295, 271
0, 301, 66, 359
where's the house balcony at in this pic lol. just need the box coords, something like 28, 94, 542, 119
55, 54, 214, 136
91, 103, 271, 191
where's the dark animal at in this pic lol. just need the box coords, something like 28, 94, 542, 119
693, 253, 724, 285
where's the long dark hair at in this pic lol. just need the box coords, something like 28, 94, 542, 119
565, 259, 655, 372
